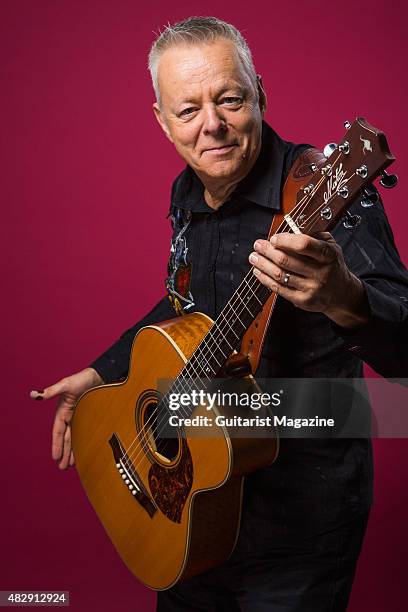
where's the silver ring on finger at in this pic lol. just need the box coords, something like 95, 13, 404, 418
283, 272, 291, 286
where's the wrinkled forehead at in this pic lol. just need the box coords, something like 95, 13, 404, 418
156, 39, 254, 104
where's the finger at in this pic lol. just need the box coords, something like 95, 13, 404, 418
58, 425, 72, 470
30, 378, 68, 401
252, 242, 320, 278
253, 267, 302, 303
314, 231, 336, 243
51, 405, 69, 461
263, 233, 337, 263
249, 253, 310, 291
30, 389, 46, 401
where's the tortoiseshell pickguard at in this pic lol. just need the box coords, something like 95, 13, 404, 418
148, 439, 193, 524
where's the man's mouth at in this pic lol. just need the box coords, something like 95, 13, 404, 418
202, 143, 238, 154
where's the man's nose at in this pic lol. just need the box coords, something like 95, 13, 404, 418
202, 105, 227, 136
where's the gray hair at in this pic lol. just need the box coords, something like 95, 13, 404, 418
148, 16, 258, 105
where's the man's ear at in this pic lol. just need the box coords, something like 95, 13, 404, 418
256, 75, 267, 117
153, 102, 173, 143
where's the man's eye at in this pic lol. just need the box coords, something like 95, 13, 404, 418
179, 107, 197, 117
221, 97, 243, 105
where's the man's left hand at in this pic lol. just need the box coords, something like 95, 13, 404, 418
249, 232, 369, 329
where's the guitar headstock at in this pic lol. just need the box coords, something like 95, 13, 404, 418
290, 118, 396, 235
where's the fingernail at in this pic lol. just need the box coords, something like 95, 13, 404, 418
249, 253, 258, 264
30, 390, 45, 399
254, 240, 262, 250
269, 235, 277, 245
253, 268, 261, 276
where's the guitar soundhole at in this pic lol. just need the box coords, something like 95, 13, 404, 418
136, 391, 180, 464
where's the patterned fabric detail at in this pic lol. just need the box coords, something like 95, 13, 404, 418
166, 206, 195, 315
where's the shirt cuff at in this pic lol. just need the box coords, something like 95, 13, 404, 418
89, 354, 127, 384
330, 281, 403, 357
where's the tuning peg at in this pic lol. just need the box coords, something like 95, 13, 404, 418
343, 210, 361, 229
379, 170, 398, 189
360, 187, 379, 208
356, 164, 368, 179
303, 183, 315, 194
323, 143, 337, 158
338, 141, 350, 154
344, 120, 351, 129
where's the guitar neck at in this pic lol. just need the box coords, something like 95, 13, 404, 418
177, 117, 396, 384
188, 271, 271, 379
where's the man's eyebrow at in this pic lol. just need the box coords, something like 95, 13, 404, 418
216, 84, 247, 96
170, 84, 248, 111
176, 97, 199, 105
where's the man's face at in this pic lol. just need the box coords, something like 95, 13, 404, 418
153, 38, 265, 187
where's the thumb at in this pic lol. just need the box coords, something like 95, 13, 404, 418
30, 379, 68, 401
315, 231, 336, 244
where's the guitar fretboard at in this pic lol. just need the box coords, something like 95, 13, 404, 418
182, 271, 271, 380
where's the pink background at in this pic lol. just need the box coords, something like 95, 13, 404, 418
1, 0, 407, 610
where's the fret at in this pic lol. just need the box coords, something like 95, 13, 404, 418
182, 359, 210, 383
219, 312, 239, 339
192, 347, 217, 377
243, 276, 262, 304
166, 117, 395, 418
224, 303, 245, 330
235, 291, 255, 317
200, 333, 223, 366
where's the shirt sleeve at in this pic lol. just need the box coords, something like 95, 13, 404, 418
89, 295, 176, 383
331, 191, 408, 378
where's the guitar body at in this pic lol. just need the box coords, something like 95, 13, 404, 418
72, 312, 279, 590
71, 117, 395, 591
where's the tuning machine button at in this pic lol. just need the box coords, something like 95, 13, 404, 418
343, 211, 361, 229
356, 164, 368, 179
338, 187, 349, 199
360, 187, 379, 208
338, 141, 350, 154
320, 207, 332, 220
323, 143, 337, 158
303, 183, 315, 194
344, 120, 351, 129
321, 164, 332, 176
380, 170, 398, 189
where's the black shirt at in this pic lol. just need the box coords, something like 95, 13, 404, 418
91, 121, 408, 536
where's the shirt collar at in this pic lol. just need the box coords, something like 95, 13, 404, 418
171, 121, 300, 213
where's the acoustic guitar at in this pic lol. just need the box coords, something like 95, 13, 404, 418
71, 118, 395, 590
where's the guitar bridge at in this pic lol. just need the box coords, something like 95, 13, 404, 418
109, 433, 157, 518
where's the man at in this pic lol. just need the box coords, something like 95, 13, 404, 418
31, 16, 408, 611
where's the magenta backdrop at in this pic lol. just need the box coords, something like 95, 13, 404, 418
2, 1, 407, 610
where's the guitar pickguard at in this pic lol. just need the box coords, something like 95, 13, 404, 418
148, 438, 193, 524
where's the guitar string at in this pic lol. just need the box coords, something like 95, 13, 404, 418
120, 159, 342, 471
119, 215, 294, 475
120, 158, 352, 476
119, 181, 323, 473
121, 159, 354, 475
121, 152, 359, 475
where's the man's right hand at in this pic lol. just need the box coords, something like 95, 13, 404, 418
30, 367, 104, 470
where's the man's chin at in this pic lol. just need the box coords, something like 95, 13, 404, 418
200, 158, 247, 181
